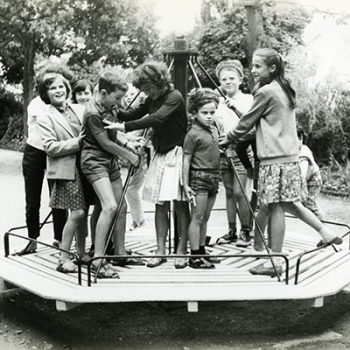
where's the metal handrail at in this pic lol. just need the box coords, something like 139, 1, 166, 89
4, 231, 83, 286
294, 229, 350, 284
86, 253, 289, 287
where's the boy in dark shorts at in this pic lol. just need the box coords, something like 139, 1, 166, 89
183, 88, 221, 269
80, 71, 142, 278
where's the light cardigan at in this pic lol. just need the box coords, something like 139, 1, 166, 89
227, 80, 299, 165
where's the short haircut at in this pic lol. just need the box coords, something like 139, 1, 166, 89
71, 79, 94, 103
39, 73, 71, 105
132, 61, 170, 89
215, 59, 244, 80
98, 72, 128, 94
187, 88, 220, 115
35, 63, 74, 91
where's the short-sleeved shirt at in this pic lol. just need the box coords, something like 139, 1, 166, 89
82, 97, 117, 159
183, 123, 220, 170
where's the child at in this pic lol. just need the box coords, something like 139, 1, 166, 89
183, 88, 221, 269
104, 61, 190, 269
36, 73, 88, 272
220, 48, 342, 276
80, 71, 142, 278
122, 83, 148, 231
18, 64, 71, 255
297, 128, 325, 221
214, 59, 255, 247
72, 79, 94, 107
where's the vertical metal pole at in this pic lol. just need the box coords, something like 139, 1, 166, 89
166, 37, 194, 252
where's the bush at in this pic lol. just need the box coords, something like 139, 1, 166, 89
0, 87, 24, 151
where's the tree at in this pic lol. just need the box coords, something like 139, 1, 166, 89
191, 0, 311, 88
0, 0, 75, 136
67, 0, 159, 69
0, 0, 160, 138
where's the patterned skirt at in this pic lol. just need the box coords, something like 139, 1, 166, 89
50, 168, 87, 210
143, 146, 186, 204
258, 161, 307, 206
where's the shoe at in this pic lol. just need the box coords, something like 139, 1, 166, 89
174, 257, 187, 269
249, 263, 282, 277
203, 253, 221, 264
57, 259, 78, 273
146, 257, 167, 268
14, 241, 37, 256
52, 240, 60, 248
91, 261, 120, 279
216, 228, 237, 245
88, 244, 94, 257
189, 257, 215, 269
316, 236, 343, 248
72, 253, 91, 265
236, 229, 252, 247
128, 220, 146, 232
111, 257, 146, 267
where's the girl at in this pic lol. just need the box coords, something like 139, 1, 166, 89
72, 79, 94, 107
37, 73, 88, 272
220, 48, 342, 276
214, 59, 255, 247
184, 88, 221, 268
18, 65, 71, 256
104, 61, 190, 269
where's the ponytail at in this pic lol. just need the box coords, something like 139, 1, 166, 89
254, 48, 296, 109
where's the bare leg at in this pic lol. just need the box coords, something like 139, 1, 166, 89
155, 202, 170, 255
188, 194, 209, 250
254, 205, 270, 251
221, 171, 238, 228
89, 203, 101, 246
110, 178, 127, 255
233, 172, 251, 229
174, 200, 190, 254
199, 194, 217, 246
60, 209, 86, 262
268, 203, 285, 253
282, 201, 341, 243
92, 178, 117, 258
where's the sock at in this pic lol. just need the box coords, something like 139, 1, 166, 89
191, 249, 201, 256
229, 223, 236, 231
241, 225, 250, 232
199, 246, 206, 255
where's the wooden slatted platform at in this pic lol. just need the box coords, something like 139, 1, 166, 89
1, 212, 350, 311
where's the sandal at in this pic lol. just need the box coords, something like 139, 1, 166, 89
14, 242, 37, 256
72, 254, 91, 265
111, 256, 146, 267
317, 236, 343, 248
189, 257, 215, 269
91, 261, 120, 279
146, 257, 167, 268
174, 257, 187, 269
57, 259, 78, 273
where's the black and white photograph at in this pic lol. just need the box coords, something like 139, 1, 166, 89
1, 0, 350, 349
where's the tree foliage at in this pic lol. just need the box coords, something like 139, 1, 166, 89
191, 0, 311, 88
0, 0, 160, 137
67, 0, 159, 69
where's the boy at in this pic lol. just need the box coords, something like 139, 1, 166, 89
80, 71, 142, 278
297, 128, 325, 221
